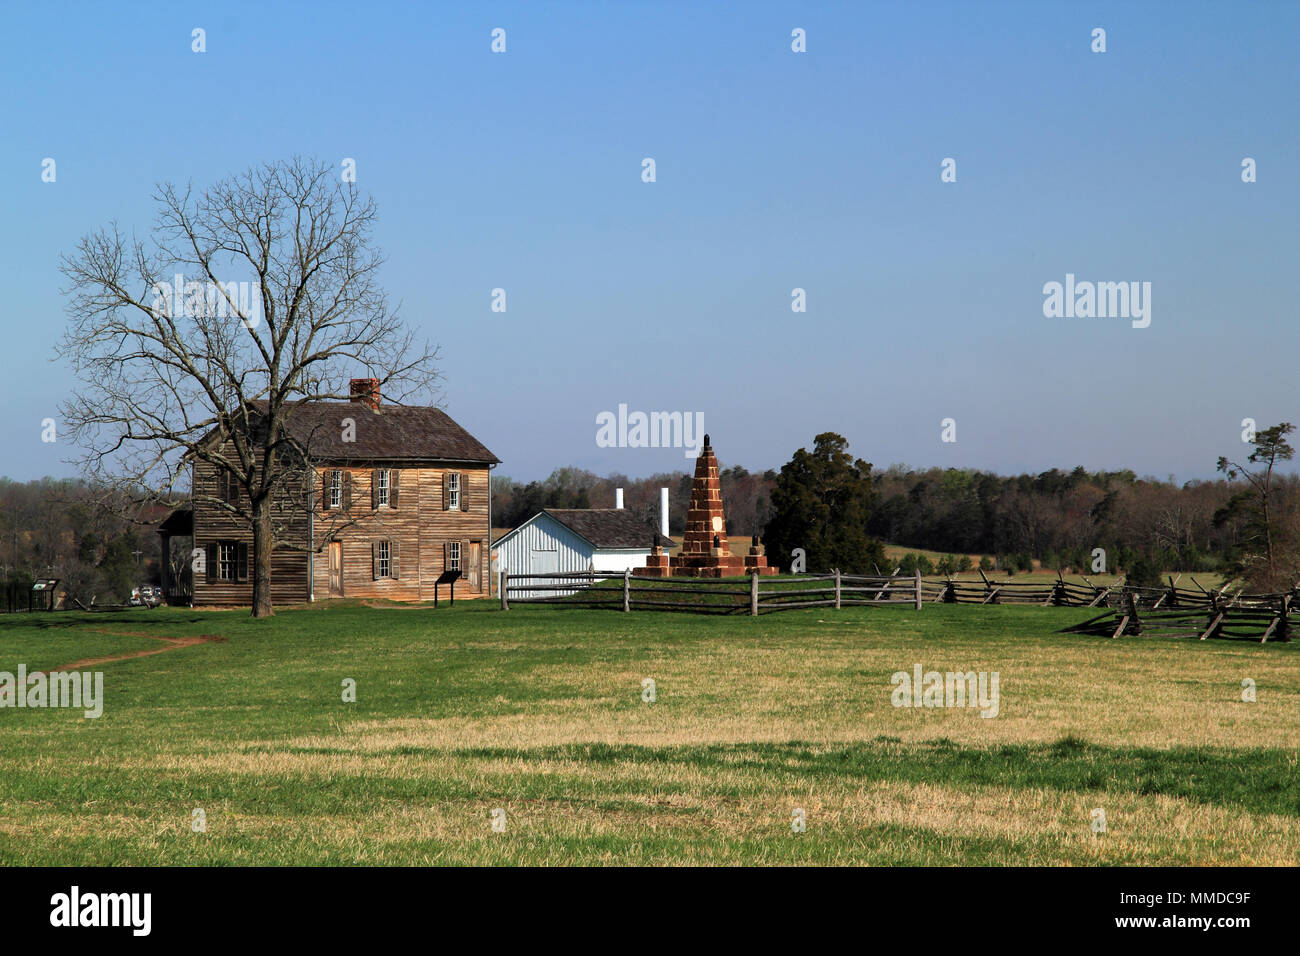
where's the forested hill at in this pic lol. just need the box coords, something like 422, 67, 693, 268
491, 463, 1258, 576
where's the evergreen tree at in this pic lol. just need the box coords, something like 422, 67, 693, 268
764, 433, 886, 573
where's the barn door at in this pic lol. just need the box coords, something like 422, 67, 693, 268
328, 541, 343, 595
530, 548, 558, 575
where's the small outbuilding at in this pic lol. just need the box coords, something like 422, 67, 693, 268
493, 500, 674, 598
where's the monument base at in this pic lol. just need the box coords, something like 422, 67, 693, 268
632, 435, 780, 578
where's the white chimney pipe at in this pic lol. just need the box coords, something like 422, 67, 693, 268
615, 488, 624, 509
660, 487, 669, 538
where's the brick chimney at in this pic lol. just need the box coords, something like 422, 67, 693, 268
349, 378, 381, 410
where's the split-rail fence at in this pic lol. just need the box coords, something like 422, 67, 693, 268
499, 568, 1295, 642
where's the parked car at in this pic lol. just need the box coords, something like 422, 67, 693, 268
130, 586, 164, 607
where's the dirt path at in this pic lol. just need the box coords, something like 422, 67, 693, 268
47, 629, 226, 672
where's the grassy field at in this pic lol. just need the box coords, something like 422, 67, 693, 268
1, 601, 1297, 866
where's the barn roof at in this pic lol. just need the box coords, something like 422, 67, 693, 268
250, 401, 499, 464
542, 509, 675, 550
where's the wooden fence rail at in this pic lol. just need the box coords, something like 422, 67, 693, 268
502, 569, 924, 615
498, 569, 1295, 641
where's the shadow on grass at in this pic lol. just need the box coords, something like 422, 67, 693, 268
447, 737, 1300, 819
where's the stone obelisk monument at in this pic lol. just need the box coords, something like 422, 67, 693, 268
637, 434, 775, 577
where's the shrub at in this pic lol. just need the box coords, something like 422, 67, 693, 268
897, 553, 934, 576
1126, 555, 1164, 589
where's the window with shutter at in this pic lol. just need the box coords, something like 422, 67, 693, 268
442, 472, 451, 510
206, 543, 217, 584
459, 473, 469, 512
371, 470, 380, 510
237, 543, 249, 582
215, 542, 238, 581
390, 470, 400, 509
390, 540, 399, 579
372, 541, 379, 580
343, 472, 353, 511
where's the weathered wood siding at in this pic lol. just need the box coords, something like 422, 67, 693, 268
191, 443, 311, 606
311, 464, 492, 601
192, 433, 493, 606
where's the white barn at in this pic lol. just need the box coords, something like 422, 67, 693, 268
494, 499, 673, 598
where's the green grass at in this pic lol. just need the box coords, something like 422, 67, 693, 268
0, 619, 161, 672
0, 602, 1296, 865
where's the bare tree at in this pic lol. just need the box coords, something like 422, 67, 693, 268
57, 157, 440, 617
1216, 422, 1297, 591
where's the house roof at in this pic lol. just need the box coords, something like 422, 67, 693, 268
251, 400, 499, 464
156, 508, 194, 535
541, 509, 675, 550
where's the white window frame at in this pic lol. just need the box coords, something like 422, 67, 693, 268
377, 468, 390, 507
448, 541, 461, 571
218, 542, 237, 581
448, 472, 460, 510
329, 470, 342, 509
377, 540, 391, 578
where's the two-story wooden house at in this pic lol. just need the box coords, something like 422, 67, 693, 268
186, 378, 499, 606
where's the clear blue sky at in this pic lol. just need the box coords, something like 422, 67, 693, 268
2, 1, 1297, 484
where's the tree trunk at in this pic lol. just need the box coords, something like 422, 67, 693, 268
251, 497, 274, 618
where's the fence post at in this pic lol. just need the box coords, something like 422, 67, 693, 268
750, 572, 759, 617
623, 568, 631, 612
499, 570, 508, 611
914, 570, 922, 610
834, 568, 841, 610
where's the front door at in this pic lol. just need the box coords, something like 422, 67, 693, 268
328, 541, 343, 595
468, 541, 481, 591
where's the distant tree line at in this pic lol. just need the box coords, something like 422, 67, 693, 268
0, 478, 162, 607
493, 424, 1300, 588
866, 463, 1243, 579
